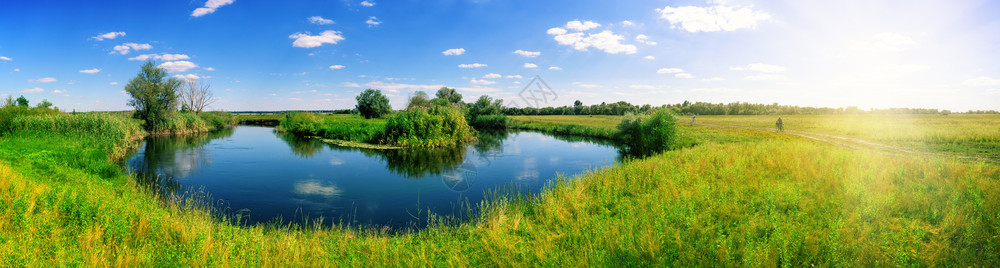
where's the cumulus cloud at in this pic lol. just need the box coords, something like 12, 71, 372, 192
366, 16, 381, 26
361, 0, 375, 7
442, 48, 465, 56
523, 63, 538, 68
20, 87, 44, 93
109, 82, 119, 85
622, 20, 635, 27
173, 74, 201, 81
192, 0, 235, 17
309, 16, 334, 25
513, 49, 541, 57
112, 43, 152, 55
675, 73, 694, 78
458, 63, 487, 68
79, 68, 101, 74
483, 73, 502, 79
92, 32, 125, 41
565, 20, 601, 31
128, 53, 191, 61
644, 55, 656, 60
289, 30, 344, 48
635, 34, 657, 45
549, 66, 562, 70
329, 65, 346, 70
0, 56, 11, 61
548, 28, 637, 54
204, 67, 215, 71
158, 61, 199, 72
505, 74, 523, 79
731, 63, 787, 73
30, 77, 57, 83
656, 68, 684, 74
657, 5, 770, 32
963, 77, 1000, 87
471, 79, 496, 85
52, 89, 66, 94
850, 32, 916, 52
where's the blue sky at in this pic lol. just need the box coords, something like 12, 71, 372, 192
2, 0, 999, 112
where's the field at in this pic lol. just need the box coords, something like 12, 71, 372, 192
1, 113, 998, 265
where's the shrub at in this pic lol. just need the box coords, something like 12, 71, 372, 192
467, 95, 507, 129
469, 114, 508, 129
617, 109, 677, 157
279, 112, 321, 135
383, 106, 475, 147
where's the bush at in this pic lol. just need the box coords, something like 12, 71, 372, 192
469, 114, 508, 129
617, 109, 677, 157
383, 106, 476, 147
197, 111, 236, 129
467, 95, 507, 129
279, 112, 321, 135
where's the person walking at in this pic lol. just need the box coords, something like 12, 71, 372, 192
691, 114, 696, 125
776, 117, 784, 132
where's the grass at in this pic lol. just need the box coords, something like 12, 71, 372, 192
1, 113, 998, 265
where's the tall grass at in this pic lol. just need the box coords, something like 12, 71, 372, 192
7, 113, 144, 160
197, 111, 237, 129
279, 113, 386, 144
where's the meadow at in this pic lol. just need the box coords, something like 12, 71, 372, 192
1, 112, 998, 265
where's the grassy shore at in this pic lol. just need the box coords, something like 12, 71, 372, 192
1, 113, 998, 265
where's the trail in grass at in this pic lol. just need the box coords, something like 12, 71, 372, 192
695, 122, 998, 163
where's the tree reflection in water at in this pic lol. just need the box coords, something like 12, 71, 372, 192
129, 128, 236, 195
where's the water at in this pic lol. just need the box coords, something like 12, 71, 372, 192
126, 126, 621, 230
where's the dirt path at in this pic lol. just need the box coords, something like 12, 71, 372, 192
695, 123, 997, 163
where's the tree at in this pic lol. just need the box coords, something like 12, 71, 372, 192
180, 80, 216, 113
36, 99, 53, 109
406, 91, 432, 109
468, 95, 504, 118
356, 88, 392, 119
16, 96, 29, 107
433, 87, 463, 106
125, 60, 182, 130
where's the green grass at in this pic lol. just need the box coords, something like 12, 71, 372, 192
1, 113, 998, 265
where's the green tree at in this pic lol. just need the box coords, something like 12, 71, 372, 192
356, 88, 392, 119
125, 60, 183, 130
16, 95, 29, 107
433, 87, 463, 106
467, 95, 507, 129
406, 90, 432, 109
36, 99, 53, 109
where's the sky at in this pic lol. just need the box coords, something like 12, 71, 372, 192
1, 0, 999, 112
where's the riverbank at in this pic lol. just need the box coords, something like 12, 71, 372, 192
1, 113, 998, 265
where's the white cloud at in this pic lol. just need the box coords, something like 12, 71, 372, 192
366, 16, 381, 26
457, 86, 502, 93
549, 66, 562, 70
0, 56, 11, 61
523, 63, 538, 68
483, 73, 502, 79
850, 32, 916, 52
745, 74, 786, 81
732, 63, 787, 73
13, 68, 20, 72
309, 16, 334, 25
112, 43, 152, 55
565, 20, 601, 31
158, 61, 198, 72
546, 27, 567, 35
192, 0, 235, 17
365, 81, 443, 93
513, 49, 540, 57
548, 30, 637, 54
109, 82, 119, 85
471, 79, 496, 85
702, 77, 725, 81
963, 77, 1000, 87
20, 87, 44, 93
361, 0, 375, 7
289, 31, 344, 48
622, 20, 635, 27
458, 63, 487, 68
329, 65, 346, 70
656, 68, 684, 74
128, 53, 191, 61
505, 75, 523, 79
676, 73, 694, 78
657, 5, 770, 32
204, 67, 215, 71
173, 74, 201, 81
341, 82, 361, 88
442, 48, 466, 56
629, 84, 656, 90
79, 68, 101, 74
635, 34, 657, 45
52, 90, 66, 94
92, 32, 125, 41
644, 55, 655, 60
30, 77, 57, 83
572, 82, 601, 88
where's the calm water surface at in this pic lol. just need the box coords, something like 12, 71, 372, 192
126, 126, 621, 229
